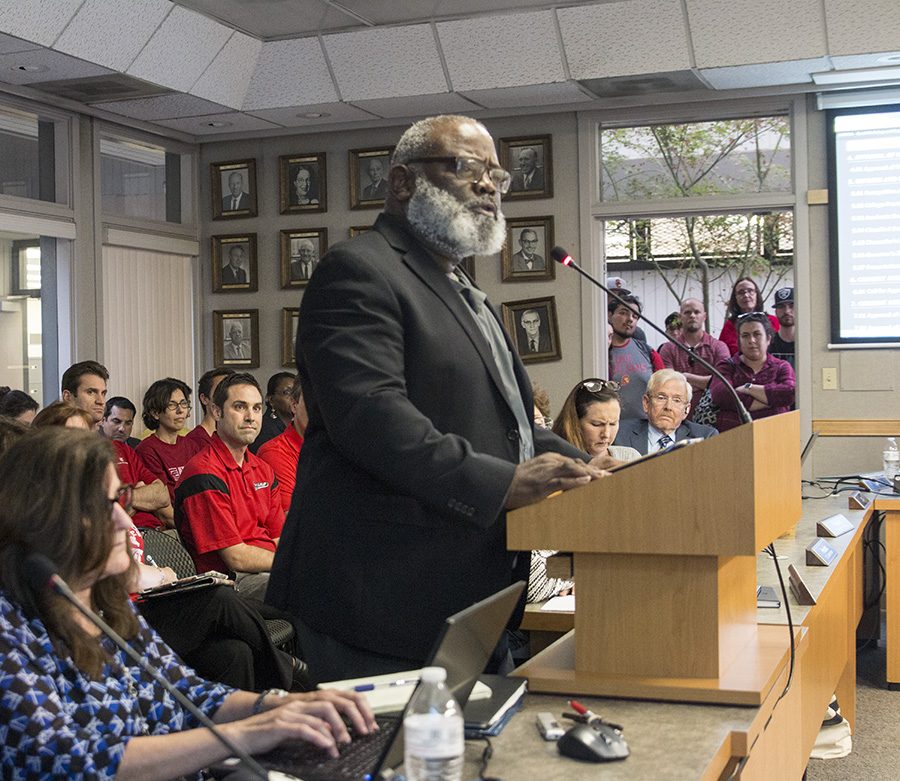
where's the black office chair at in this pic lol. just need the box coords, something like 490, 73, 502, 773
138, 528, 296, 653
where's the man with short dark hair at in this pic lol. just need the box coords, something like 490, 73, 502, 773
222, 245, 247, 285
249, 372, 295, 454
60, 360, 109, 426
770, 287, 795, 370
258, 377, 307, 513
100, 396, 141, 448
608, 295, 664, 420
185, 367, 234, 447
223, 171, 250, 211
511, 229, 545, 271
176, 372, 284, 600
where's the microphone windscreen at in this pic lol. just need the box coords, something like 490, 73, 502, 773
22, 553, 58, 594
550, 246, 570, 264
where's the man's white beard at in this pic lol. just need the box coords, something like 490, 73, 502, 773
406, 176, 506, 261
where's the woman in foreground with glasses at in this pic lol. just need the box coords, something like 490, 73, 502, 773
717, 277, 781, 356
553, 379, 641, 470
709, 311, 795, 432
0, 428, 376, 780
136, 377, 207, 501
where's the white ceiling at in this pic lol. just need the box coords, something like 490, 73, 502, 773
0, 0, 897, 142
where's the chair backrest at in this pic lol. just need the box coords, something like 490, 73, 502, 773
140, 528, 197, 579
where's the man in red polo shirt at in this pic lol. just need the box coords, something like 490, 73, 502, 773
175, 373, 283, 600
257, 376, 307, 513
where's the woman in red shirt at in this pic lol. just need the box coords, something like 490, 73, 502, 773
718, 277, 780, 356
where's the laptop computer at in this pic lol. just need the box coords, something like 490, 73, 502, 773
220, 580, 525, 781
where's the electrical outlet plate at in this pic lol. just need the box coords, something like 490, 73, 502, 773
822, 368, 838, 390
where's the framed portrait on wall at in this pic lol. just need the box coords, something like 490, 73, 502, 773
279, 152, 327, 214
499, 135, 553, 200
349, 147, 393, 209
211, 234, 257, 293
211, 159, 258, 219
349, 225, 372, 238
280, 227, 328, 288
501, 216, 555, 282
501, 296, 561, 364
213, 309, 260, 368
282, 307, 300, 367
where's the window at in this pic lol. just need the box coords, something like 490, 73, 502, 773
100, 136, 184, 223
0, 105, 67, 205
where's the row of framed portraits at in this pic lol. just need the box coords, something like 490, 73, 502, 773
212, 215, 557, 293
214, 294, 561, 370
210, 135, 554, 220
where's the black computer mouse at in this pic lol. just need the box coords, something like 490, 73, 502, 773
557, 722, 630, 762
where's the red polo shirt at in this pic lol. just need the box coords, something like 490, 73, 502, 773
174, 433, 284, 574
112, 440, 165, 529
257, 425, 303, 513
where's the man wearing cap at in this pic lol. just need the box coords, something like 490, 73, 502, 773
770, 287, 795, 370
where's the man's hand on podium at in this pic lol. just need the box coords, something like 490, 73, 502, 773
505, 453, 606, 510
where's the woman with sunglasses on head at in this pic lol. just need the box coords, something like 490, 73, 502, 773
0, 428, 376, 780
709, 311, 795, 432
136, 378, 207, 502
553, 379, 641, 470
717, 277, 781, 356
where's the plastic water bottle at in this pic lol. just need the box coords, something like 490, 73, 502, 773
884, 438, 900, 482
403, 667, 464, 781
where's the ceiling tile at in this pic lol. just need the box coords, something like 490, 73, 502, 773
174, 0, 335, 40
242, 38, 338, 109
700, 58, 829, 90
190, 31, 262, 108
0, 0, 81, 47
99, 93, 231, 120
438, 10, 565, 91
559, 0, 691, 79
687, 0, 826, 68
333, 0, 440, 25
127, 5, 232, 92
0, 48, 112, 85
325, 25, 447, 101
825, 0, 900, 57
154, 111, 281, 135
54, 0, 171, 72
351, 92, 482, 119
460, 81, 592, 109
0, 33, 42, 56
246, 102, 377, 127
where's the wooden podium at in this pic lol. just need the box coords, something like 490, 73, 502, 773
509, 412, 801, 705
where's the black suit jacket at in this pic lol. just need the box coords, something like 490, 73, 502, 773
222, 192, 250, 211
612, 418, 718, 456
221, 264, 247, 284
511, 168, 544, 192
267, 213, 584, 663
362, 179, 387, 200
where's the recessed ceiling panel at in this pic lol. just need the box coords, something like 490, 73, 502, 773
559, 0, 691, 80
0, 33, 41, 56
0, 0, 82, 47
154, 111, 281, 135
174, 0, 337, 39
54, 0, 171, 72
438, 11, 565, 91
99, 93, 230, 120
242, 38, 338, 109
687, 0, 826, 68
460, 81, 592, 109
247, 102, 377, 127
700, 58, 829, 89
351, 92, 482, 119
825, 0, 900, 56
0, 48, 112, 86
128, 5, 232, 92
325, 24, 447, 101
190, 31, 262, 108
332, 0, 440, 26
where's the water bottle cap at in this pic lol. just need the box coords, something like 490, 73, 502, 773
420, 666, 447, 683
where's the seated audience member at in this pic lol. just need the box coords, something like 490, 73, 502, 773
0, 417, 27, 451
185, 367, 235, 447
258, 377, 307, 513
100, 396, 141, 448
112, 439, 173, 530
717, 277, 780, 356
136, 378, 206, 501
249, 371, 295, 454
0, 387, 39, 424
33, 401, 95, 429
615, 369, 718, 454
659, 298, 730, 420
0, 427, 376, 779
60, 360, 109, 428
608, 294, 664, 419
531, 383, 552, 429
176, 373, 283, 601
553, 378, 642, 469
709, 312, 796, 432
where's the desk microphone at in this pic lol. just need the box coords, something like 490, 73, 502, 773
550, 246, 752, 425
22, 553, 286, 781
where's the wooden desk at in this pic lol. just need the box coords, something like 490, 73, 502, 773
874, 495, 900, 684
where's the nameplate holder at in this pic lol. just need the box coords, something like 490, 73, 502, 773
788, 564, 816, 606
816, 513, 854, 538
806, 538, 838, 567
848, 492, 871, 510
894, 475, 900, 495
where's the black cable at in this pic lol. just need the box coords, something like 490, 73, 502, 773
473, 736, 499, 781
765, 541, 795, 704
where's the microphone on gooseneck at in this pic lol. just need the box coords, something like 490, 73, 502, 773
550, 246, 752, 425
21, 553, 282, 781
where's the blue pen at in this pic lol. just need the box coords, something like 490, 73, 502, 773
353, 677, 419, 692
